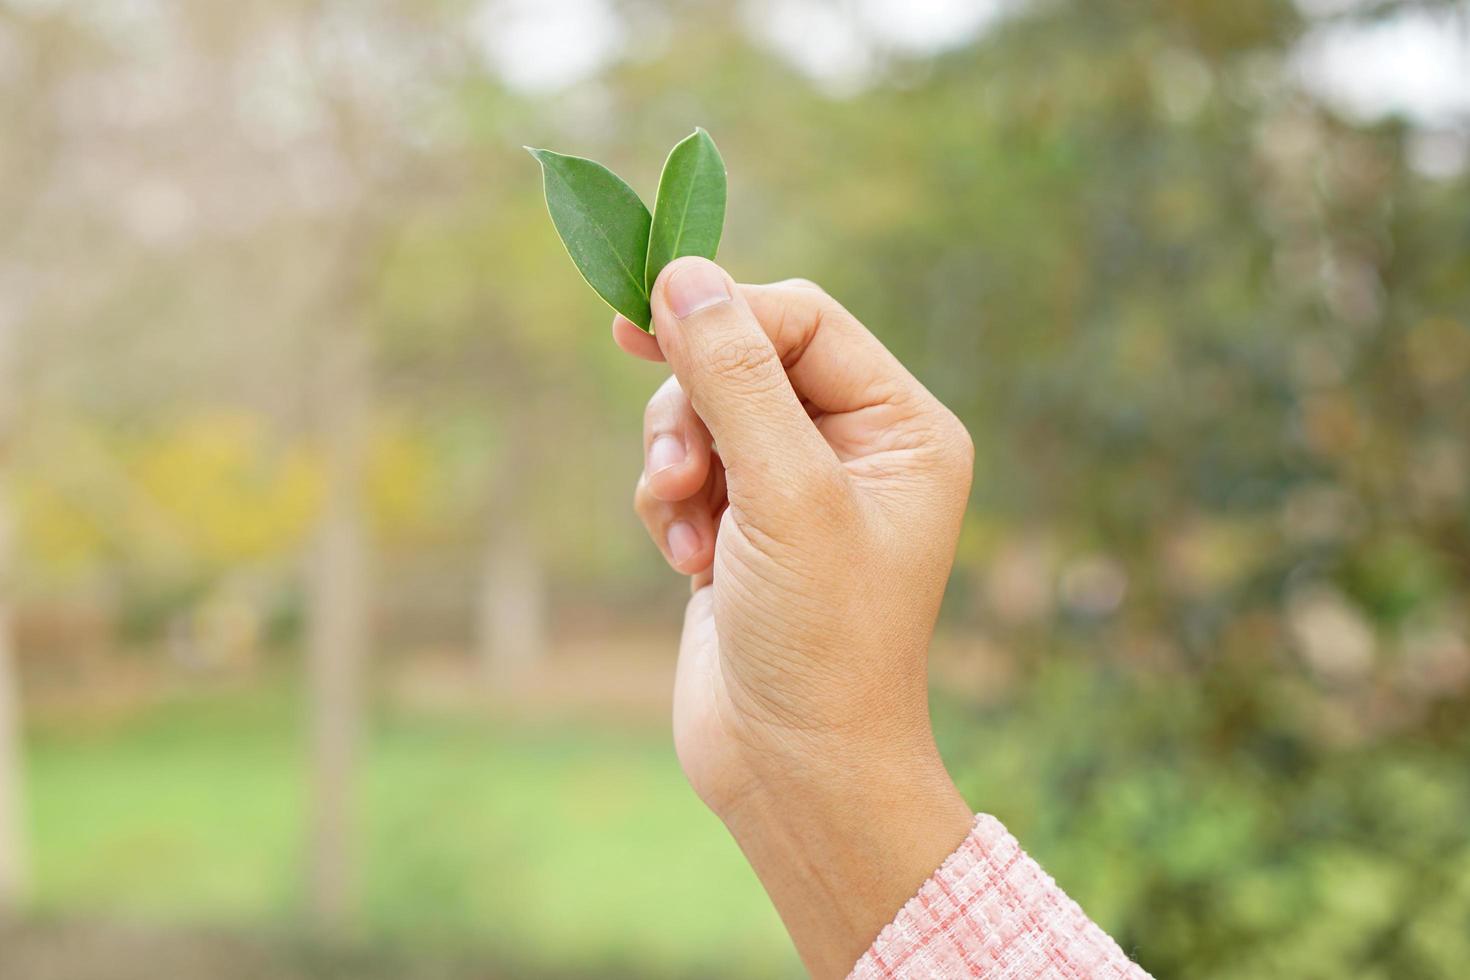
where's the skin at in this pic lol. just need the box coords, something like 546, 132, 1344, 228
615, 257, 976, 979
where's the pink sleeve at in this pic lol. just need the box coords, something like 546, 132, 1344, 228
849, 814, 1153, 979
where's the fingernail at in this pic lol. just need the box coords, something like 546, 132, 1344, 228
667, 521, 700, 566
648, 434, 685, 475
665, 260, 731, 319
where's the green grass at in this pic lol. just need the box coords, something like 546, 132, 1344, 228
24, 686, 801, 977
22, 663, 1470, 978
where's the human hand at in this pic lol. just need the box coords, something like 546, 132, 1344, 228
615, 258, 976, 977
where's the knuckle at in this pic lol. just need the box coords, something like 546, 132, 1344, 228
644, 376, 684, 424
949, 415, 975, 467
632, 475, 655, 520
936, 412, 975, 479
704, 335, 781, 391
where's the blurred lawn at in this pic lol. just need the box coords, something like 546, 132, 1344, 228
18, 654, 1470, 978
25, 686, 801, 979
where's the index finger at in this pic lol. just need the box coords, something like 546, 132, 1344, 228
738, 281, 928, 417
615, 284, 926, 419
612, 314, 665, 362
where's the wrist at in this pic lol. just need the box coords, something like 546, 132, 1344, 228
716, 737, 974, 978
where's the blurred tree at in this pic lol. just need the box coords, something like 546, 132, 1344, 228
478, 442, 548, 681
0, 1, 82, 912
0, 288, 26, 912
286, 1, 431, 930
305, 306, 372, 931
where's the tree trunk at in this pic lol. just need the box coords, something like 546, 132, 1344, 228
0, 587, 25, 915
476, 526, 548, 684
305, 324, 371, 932
0, 289, 27, 915
476, 424, 548, 683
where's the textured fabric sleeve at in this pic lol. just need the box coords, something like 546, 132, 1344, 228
848, 814, 1153, 979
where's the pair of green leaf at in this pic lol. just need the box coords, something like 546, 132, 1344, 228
526, 128, 726, 332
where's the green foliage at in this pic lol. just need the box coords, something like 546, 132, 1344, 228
645, 128, 727, 295
528, 129, 727, 331
934, 656, 1470, 979
526, 148, 654, 329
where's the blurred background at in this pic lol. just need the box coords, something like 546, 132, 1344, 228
0, 0, 1467, 976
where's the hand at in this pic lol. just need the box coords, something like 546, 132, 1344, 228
615, 258, 976, 978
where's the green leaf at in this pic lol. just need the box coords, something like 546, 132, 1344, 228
526, 146, 653, 329
645, 128, 727, 298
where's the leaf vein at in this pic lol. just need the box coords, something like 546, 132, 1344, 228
556, 169, 648, 301
669, 154, 701, 259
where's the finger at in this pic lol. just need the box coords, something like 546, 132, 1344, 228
612, 314, 665, 362
739, 280, 929, 418
741, 280, 974, 477
613, 282, 875, 385
650, 258, 841, 509
610, 290, 812, 364
621, 282, 920, 411
689, 490, 727, 593
643, 375, 712, 503
633, 467, 719, 575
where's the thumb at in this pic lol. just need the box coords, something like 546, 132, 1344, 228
651, 257, 840, 512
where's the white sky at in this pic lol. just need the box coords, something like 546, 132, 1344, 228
470, 0, 627, 93
475, 0, 1470, 134
1294, 5, 1470, 127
